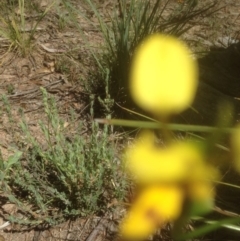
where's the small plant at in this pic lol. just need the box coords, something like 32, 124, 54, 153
0, 88, 126, 227
0, 0, 55, 56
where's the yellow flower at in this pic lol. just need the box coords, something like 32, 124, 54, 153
120, 33, 218, 240
130, 34, 198, 115
120, 185, 184, 240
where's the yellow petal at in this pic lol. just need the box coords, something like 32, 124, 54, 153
120, 185, 184, 240
124, 131, 205, 183
130, 34, 198, 114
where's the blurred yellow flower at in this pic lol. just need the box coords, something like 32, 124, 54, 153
120, 185, 184, 240
130, 34, 198, 115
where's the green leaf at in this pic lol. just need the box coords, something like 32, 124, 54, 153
5, 151, 22, 170
187, 199, 213, 217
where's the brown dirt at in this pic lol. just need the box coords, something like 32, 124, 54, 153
0, 0, 240, 240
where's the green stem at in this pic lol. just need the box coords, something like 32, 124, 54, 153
95, 118, 235, 133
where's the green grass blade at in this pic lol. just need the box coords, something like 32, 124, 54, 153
177, 217, 240, 240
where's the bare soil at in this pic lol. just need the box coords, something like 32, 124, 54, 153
0, 0, 240, 240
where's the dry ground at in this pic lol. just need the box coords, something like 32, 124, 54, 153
0, 0, 240, 240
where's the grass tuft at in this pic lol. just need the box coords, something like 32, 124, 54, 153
0, 0, 55, 56
0, 88, 126, 227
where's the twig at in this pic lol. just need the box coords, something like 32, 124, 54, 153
214, 206, 240, 218
7, 78, 65, 98
0, 221, 10, 230
85, 217, 108, 241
